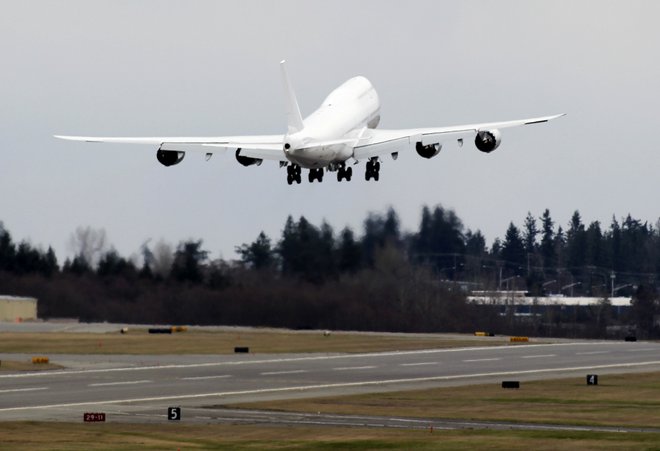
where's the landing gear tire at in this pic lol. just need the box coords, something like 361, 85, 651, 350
337, 164, 352, 182
286, 164, 302, 185
365, 159, 379, 181
308, 168, 324, 183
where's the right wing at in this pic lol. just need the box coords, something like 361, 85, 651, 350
54, 134, 287, 162
353, 113, 565, 160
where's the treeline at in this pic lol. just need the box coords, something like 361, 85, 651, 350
0, 206, 658, 338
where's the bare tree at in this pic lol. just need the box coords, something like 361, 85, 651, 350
151, 239, 174, 278
67, 226, 108, 269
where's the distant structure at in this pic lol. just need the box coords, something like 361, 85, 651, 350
468, 291, 632, 317
0, 295, 38, 322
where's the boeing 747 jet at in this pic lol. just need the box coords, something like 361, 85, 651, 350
56, 61, 563, 184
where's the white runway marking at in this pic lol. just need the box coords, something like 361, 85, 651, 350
463, 358, 501, 363
0, 387, 48, 394
576, 351, 609, 355
181, 375, 232, 381
333, 366, 377, 371
399, 362, 439, 367
0, 342, 614, 379
630, 348, 656, 352
4, 360, 660, 413
89, 380, 152, 387
521, 354, 556, 359
260, 370, 308, 376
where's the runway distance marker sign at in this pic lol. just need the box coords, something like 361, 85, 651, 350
83, 412, 106, 422
168, 407, 181, 421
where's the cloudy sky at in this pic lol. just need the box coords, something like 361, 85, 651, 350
1, 1, 658, 262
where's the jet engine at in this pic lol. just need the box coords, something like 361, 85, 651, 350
415, 142, 442, 159
235, 148, 263, 167
474, 129, 502, 153
156, 149, 185, 166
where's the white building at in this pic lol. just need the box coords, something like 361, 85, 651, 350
0, 295, 38, 321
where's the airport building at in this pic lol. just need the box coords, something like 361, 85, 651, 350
0, 295, 38, 322
468, 291, 632, 317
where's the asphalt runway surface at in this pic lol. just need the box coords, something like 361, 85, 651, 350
2, 338, 660, 430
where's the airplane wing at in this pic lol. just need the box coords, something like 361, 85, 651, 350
353, 113, 565, 160
54, 134, 287, 161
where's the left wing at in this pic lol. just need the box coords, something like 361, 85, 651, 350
54, 134, 287, 161
353, 113, 565, 159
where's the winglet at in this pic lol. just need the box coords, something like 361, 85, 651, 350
280, 60, 304, 134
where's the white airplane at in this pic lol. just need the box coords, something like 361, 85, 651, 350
56, 61, 564, 185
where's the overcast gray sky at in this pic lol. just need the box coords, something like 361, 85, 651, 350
1, 0, 658, 262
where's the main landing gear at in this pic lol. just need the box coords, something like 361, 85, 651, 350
365, 157, 380, 181
308, 168, 324, 183
336, 163, 352, 182
286, 164, 302, 185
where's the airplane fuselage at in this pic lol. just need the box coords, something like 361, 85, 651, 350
283, 76, 381, 168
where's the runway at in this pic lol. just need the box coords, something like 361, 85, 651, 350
2, 340, 660, 424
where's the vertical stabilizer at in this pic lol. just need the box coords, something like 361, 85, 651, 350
280, 60, 304, 134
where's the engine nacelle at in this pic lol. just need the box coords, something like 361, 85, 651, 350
235, 148, 262, 167
474, 129, 502, 153
415, 142, 442, 159
156, 149, 185, 166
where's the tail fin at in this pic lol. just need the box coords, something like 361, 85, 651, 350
280, 60, 304, 134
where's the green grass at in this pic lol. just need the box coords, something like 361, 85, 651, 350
0, 359, 63, 372
0, 329, 520, 355
231, 372, 660, 429
0, 422, 658, 450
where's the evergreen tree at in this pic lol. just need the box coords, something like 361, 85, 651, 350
44, 246, 59, 276
523, 212, 539, 255
465, 229, 487, 257
501, 223, 525, 271
236, 231, 275, 270
539, 209, 555, 270
585, 221, 604, 267
337, 227, 362, 273
566, 210, 587, 270
0, 224, 16, 272
171, 240, 208, 283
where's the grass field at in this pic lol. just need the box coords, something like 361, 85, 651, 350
0, 360, 63, 372
231, 372, 660, 430
0, 422, 658, 450
0, 329, 521, 355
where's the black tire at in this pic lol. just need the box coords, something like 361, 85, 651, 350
374, 172, 379, 181
365, 170, 371, 181
287, 175, 293, 185
308, 172, 314, 183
